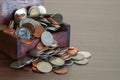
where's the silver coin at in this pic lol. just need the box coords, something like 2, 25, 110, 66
38, 5, 47, 14
37, 61, 52, 73
78, 51, 92, 58
74, 58, 89, 65
71, 53, 85, 61
15, 27, 31, 39
41, 31, 54, 46
14, 8, 27, 19
51, 13, 63, 24
64, 60, 74, 66
28, 48, 44, 57
10, 60, 25, 69
49, 57, 65, 66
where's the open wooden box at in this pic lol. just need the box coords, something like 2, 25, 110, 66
0, 0, 70, 60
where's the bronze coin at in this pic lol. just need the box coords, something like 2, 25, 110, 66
32, 59, 43, 68
36, 42, 45, 50
23, 66, 33, 72
22, 23, 35, 35
66, 47, 78, 55
21, 39, 33, 44
33, 24, 44, 38
32, 66, 39, 72
3, 28, 15, 34
53, 67, 68, 75
36, 42, 49, 51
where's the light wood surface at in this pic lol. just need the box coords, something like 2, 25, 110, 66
0, 0, 120, 80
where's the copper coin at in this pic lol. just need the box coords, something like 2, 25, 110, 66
53, 67, 68, 75
21, 39, 33, 44
33, 24, 44, 38
22, 23, 35, 35
32, 66, 39, 72
36, 42, 49, 50
23, 66, 33, 72
3, 28, 15, 34
32, 59, 43, 68
66, 47, 78, 55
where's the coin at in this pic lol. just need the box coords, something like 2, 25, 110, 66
21, 39, 33, 44
37, 61, 52, 73
51, 13, 63, 24
78, 51, 92, 58
32, 59, 43, 68
64, 60, 74, 66
71, 53, 84, 61
33, 24, 44, 38
66, 47, 78, 55
28, 6, 40, 17
28, 48, 44, 57
3, 28, 15, 34
74, 58, 89, 65
53, 67, 68, 75
38, 5, 47, 14
23, 66, 33, 72
15, 27, 31, 39
36, 42, 45, 50
49, 57, 65, 66
41, 31, 55, 46
10, 60, 25, 69
14, 8, 27, 21
32, 66, 39, 72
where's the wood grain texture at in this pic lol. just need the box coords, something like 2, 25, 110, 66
0, 0, 120, 80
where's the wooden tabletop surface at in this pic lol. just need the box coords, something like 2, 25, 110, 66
0, 0, 120, 80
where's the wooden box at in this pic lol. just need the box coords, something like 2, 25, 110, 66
0, 0, 70, 60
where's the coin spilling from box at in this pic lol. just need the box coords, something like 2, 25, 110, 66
0, 5, 92, 75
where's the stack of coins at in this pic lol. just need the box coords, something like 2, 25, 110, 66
10, 46, 92, 75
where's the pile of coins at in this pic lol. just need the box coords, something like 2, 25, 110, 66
0, 5, 92, 75
10, 46, 92, 74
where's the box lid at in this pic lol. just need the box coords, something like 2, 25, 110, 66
0, 0, 43, 25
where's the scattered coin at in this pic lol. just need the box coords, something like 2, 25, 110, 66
28, 6, 40, 17
10, 60, 25, 69
78, 51, 92, 58
71, 53, 84, 61
66, 47, 78, 55
28, 48, 44, 57
49, 57, 65, 66
53, 67, 68, 75
74, 58, 89, 65
64, 60, 74, 66
23, 66, 33, 72
0, 24, 7, 31
37, 61, 52, 73
32, 59, 43, 68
